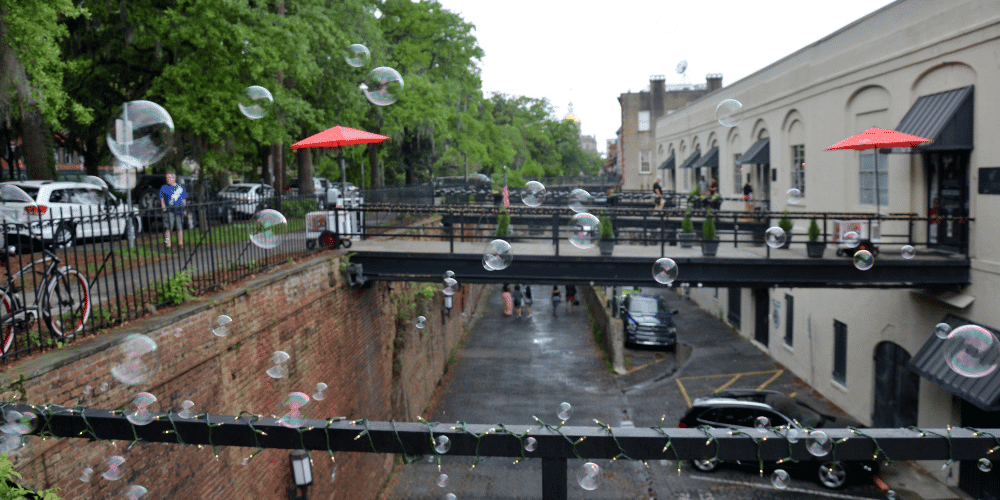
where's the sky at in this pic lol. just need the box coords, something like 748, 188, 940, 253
435, 0, 898, 156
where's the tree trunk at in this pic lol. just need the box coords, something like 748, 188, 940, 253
21, 106, 54, 180
297, 148, 313, 196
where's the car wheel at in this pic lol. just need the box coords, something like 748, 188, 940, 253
691, 459, 718, 472
54, 223, 75, 247
817, 461, 848, 489
138, 190, 159, 210
306, 239, 316, 250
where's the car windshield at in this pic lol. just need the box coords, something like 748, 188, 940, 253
0, 185, 37, 203
629, 297, 668, 315
222, 185, 253, 193
764, 395, 824, 428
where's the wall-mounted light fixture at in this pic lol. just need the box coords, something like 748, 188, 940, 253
288, 450, 312, 500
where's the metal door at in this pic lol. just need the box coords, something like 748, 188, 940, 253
871, 341, 918, 428
927, 151, 969, 252
753, 288, 769, 347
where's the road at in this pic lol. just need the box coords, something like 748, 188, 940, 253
384, 284, 888, 500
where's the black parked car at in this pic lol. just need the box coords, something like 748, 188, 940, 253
133, 174, 236, 230
620, 294, 678, 347
677, 390, 876, 489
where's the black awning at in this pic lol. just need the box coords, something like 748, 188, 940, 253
895, 86, 974, 151
909, 313, 1000, 411
678, 150, 701, 169
736, 138, 769, 165
692, 146, 719, 169
658, 152, 675, 170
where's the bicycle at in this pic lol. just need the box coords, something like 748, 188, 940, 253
0, 244, 92, 354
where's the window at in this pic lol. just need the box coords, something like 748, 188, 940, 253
833, 320, 847, 385
637, 111, 650, 131
733, 154, 742, 194
784, 294, 794, 347
791, 145, 805, 196
640, 150, 651, 174
859, 150, 888, 206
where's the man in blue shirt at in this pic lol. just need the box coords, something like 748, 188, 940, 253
159, 173, 187, 252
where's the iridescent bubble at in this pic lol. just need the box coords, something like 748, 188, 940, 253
787, 188, 802, 204
557, 402, 572, 421
345, 44, 370, 67
853, 250, 875, 271
652, 258, 679, 285
106, 101, 175, 168
0, 433, 20, 453
124, 485, 148, 500
806, 430, 832, 457
443, 270, 455, 280
79, 467, 94, 482
482, 239, 514, 271
771, 469, 790, 489
755, 416, 769, 429
944, 325, 1000, 378
238, 85, 274, 120
434, 435, 451, 454
126, 392, 157, 426
212, 315, 232, 337
1, 411, 36, 435
100, 382, 109, 392
887, 490, 897, 500
901, 245, 916, 259
312, 383, 327, 401
523, 436, 537, 452
715, 99, 744, 127
935, 323, 951, 339
436, 473, 448, 488
980, 458, 993, 472
330, 462, 338, 483
178, 400, 195, 419
248, 209, 288, 249
444, 494, 456, 500
842, 231, 860, 247
102, 455, 126, 481
443, 277, 459, 296
786, 428, 801, 443
765, 227, 786, 248
569, 213, 600, 249
362, 67, 404, 106
568, 189, 593, 213
266, 351, 291, 379
110, 334, 158, 386
577, 462, 602, 491
522, 181, 546, 207
416, 316, 427, 329
279, 392, 310, 428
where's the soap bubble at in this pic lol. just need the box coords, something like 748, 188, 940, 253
178, 400, 195, 419
786, 428, 801, 443
568, 213, 599, 249
806, 430, 832, 457
266, 351, 291, 379
436, 473, 448, 487
771, 469, 790, 489
483, 239, 514, 271
853, 250, 875, 270
901, 245, 916, 259
935, 323, 951, 339
79, 467, 94, 482
212, 315, 232, 337
765, 227, 786, 248
715, 99, 744, 127
0, 433, 21, 453
842, 231, 860, 247
522, 181, 546, 207
568, 189, 593, 213
577, 462, 602, 491
279, 392, 310, 428
557, 402, 572, 421
443, 270, 455, 280
444, 494, 456, 500
434, 435, 451, 454
523, 436, 537, 452
345, 44, 370, 67
100, 382, 109, 392
443, 277, 459, 296
124, 485, 148, 499
980, 458, 993, 472
652, 258, 679, 285
362, 67, 404, 106
102, 455, 126, 481
111, 334, 159, 385
755, 416, 769, 429
416, 316, 427, 329
238, 85, 274, 120
944, 325, 1000, 378
787, 188, 802, 204
126, 392, 157, 426
1, 410, 36, 435
887, 490, 897, 500
312, 383, 327, 401
106, 101, 175, 168
248, 209, 288, 249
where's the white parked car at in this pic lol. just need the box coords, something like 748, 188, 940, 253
0, 181, 141, 247
217, 183, 275, 217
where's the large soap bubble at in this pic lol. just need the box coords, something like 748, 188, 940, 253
106, 101, 175, 169
238, 85, 274, 120
363, 67, 404, 106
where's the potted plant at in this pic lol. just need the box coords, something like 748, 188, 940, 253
679, 211, 696, 248
598, 215, 615, 256
709, 193, 723, 210
778, 210, 794, 249
806, 218, 825, 258
496, 209, 510, 237
701, 209, 719, 256
690, 187, 702, 209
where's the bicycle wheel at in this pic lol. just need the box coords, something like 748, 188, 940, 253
42, 268, 91, 340
0, 290, 13, 354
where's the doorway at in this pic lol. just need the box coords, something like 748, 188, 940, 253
871, 342, 919, 428
728, 287, 741, 330
926, 151, 969, 252
753, 288, 769, 347
960, 398, 1000, 499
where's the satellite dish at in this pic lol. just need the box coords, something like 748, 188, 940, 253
676, 60, 688, 75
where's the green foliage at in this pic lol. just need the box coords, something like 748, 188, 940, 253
702, 210, 717, 241
690, 187, 701, 197
496, 210, 510, 237
280, 198, 318, 219
778, 210, 794, 233
681, 211, 694, 233
808, 218, 822, 242
155, 270, 195, 305
0, 452, 63, 499
598, 215, 614, 240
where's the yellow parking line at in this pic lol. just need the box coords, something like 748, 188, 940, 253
676, 369, 780, 381
677, 378, 693, 408
757, 369, 785, 390
715, 374, 743, 392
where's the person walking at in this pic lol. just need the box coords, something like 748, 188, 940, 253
652, 177, 664, 210
565, 284, 577, 314
502, 284, 513, 316
159, 172, 187, 253
512, 284, 525, 318
551, 286, 561, 316
523, 285, 533, 318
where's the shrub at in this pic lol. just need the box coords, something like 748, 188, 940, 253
702, 210, 717, 241
778, 210, 794, 233
808, 218, 822, 242
496, 210, 510, 237
681, 211, 694, 233
598, 216, 614, 240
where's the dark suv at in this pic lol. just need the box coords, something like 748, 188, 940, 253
620, 294, 677, 347
677, 390, 876, 489
133, 174, 235, 230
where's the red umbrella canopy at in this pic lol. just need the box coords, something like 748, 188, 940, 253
825, 127, 933, 151
291, 125, 390, 149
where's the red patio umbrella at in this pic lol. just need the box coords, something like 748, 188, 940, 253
290, 125, 389, 150
826, 127, 933, 216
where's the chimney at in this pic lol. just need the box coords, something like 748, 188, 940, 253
650, 75, 665, 118
706, 73, 723, 92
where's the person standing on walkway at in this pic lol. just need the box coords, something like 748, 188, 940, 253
551, 286, 561, 316
512, 284, 525, 318
699, 176, 709, 195
523, 285, 533, 318
743, 180, 754, 214
159, 172, 187, 253
565, 284, 577, 314
652, 177, 664, 210
502, 284, 513, 316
